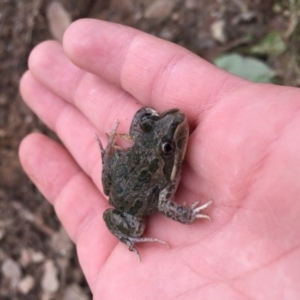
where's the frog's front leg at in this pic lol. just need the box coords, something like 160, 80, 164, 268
158, 182, 212, 224
96, 121, 120, 196
103, 208, 168, 261
95, 120, 119, 161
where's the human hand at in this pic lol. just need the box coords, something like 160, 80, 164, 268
19, 19, 300, 299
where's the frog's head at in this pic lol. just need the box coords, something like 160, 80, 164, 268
130, 107, 189, 181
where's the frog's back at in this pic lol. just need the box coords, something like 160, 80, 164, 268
108, 147, 167, 217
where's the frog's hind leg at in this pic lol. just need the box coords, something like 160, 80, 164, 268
103, 208, 169, 261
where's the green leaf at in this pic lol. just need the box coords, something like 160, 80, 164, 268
214, 53, 276, 83
248, 31, 287, 57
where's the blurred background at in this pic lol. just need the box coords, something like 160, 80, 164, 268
0, 0, 299, 299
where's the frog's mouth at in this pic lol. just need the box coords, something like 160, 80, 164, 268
159, 109, 189, 181
160, 108, 178, 115
170, 116, 189, 181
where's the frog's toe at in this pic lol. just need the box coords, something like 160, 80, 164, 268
124, 236, 169, 261
95, 134, 105, 153
128, 244, 141, 261
191, 200, 213, 221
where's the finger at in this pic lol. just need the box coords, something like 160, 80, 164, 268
27, 41, 141, 134
63, 19, 248, 122
20, 71, 104, 191
18, 133, 115, 290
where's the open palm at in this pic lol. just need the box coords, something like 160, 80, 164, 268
19, 20, 300, 299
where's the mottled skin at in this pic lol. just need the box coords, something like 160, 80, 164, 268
97, 107, 211, 259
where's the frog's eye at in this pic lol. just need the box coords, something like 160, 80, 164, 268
141, 112, 159, 123
141, 112, 153, 122
161, 140, 175, 156
140, 112, 159, 132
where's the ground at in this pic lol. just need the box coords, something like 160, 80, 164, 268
0, 0, 299, 299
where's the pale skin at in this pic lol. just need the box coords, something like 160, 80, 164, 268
19, 19, 300, 299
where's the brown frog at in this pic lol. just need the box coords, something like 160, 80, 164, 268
96, 107, 212, 260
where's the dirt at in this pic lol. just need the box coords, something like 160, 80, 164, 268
0, 0, 299, 299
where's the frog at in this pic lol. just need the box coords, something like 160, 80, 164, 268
96, 107, 212, 260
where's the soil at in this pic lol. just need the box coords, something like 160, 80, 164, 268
0, 0, 299, 299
